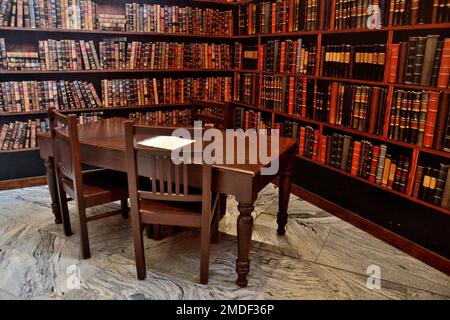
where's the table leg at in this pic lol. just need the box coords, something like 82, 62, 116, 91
277, 159, 294, 235
236, 202, 254, 287
44, 158, 62, 224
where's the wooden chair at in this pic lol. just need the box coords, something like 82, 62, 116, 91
124, 120, 215, 284
49, 110, 129, 259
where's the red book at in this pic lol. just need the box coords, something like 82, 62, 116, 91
258, 45, 264, 71
288, 77, 295, 114
350, 141, 361, 176
271, 3, 277, 34
282, 0, 287, 33
437, 39, 450, 88
298, 126, 306, 156
389, 44, 400, 83
369, 146, 380, 183
312, 130, 320, 161
319, 135, 327, 164
292, 40, 298, 74
423, 92, 440, 148
280, 42, 286, 72
301, 78, 307, 118
329, 82, 339, 124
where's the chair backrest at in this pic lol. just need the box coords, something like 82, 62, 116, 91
48, 109, 83, 191
124, 120, 211, 210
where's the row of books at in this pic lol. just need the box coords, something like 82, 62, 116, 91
234, 73, 259, 106
101, 77, 232, 108
323, 0, 391, 30
389, 36, 449, 88
195, 107, 225, 119
277, 120, 411, 193
0, 80, 101, 113
413, 163, 450, 209
0, 38, 233, 71
98, 40, 233, 70
125, 3, 233, 35
0, 0, 97, 29
239, 0, 320, 35
391, 0, 450, 26
234, 107, 272, 131
320, 44, 386, 81
388, 90, 449, 152
261, 39, 316, 75
0, 119, 49, 150
129, 110, 192, 126
314, 82, 388, 135
0, 1, 233, 35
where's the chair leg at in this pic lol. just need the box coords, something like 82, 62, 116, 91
211, 214, 220, 244
132, 220, 146, 280
153, 224, 162, 241
59, 190, 73, 237
146, 224, 153, 239
200, 224, 211, 285
120, 199, 129, 218
77, 202, 91, 259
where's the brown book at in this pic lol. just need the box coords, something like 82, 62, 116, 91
368, 87, 381, 134
441, 167, 450, 210
423, 91, 440, 148
329, 81, 339, 125
437, 38, 450, 88
410, 0, 420, 25
432, 0, 440, 23
420, 35, 440, 86
433, 92, 450, 150
340, 135, 352, 172
397, 42, 409, 83
412, 165, 425, 198
405, 37, 418, 84
412, 37, 427, 85
431, 41, 444, 87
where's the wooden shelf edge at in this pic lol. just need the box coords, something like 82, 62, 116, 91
0, 68, 235, 75
0, 147, 40, 154
0, 176, 46, 191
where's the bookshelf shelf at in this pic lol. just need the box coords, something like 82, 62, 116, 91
232, 101, 450, 159
0, 69, 235, 75
297, 155, 450, 216
0, 147, 40, 154
0, 27, 236, 39
0, 103, 192, 117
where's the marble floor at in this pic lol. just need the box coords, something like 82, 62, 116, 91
0, 184, 448, 300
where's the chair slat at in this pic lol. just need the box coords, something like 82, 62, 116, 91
175, 164, 180, 195
158, 156, 165, 194
183, 163, 188, 195
150, 157, 157, 194
167, 157, 173, 194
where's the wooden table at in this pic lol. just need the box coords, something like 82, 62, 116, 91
38, 118, 296, 287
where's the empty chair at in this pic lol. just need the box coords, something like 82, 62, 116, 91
49, 109, 129, 259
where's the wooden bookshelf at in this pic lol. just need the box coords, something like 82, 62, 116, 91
231, 0, 450, 220
0, 69, 235, 75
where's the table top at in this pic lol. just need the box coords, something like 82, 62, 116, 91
39, 117, 297, 176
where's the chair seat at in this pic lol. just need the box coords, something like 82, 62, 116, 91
63, 169, 128, 207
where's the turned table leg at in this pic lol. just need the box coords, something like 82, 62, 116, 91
44, 158, 62, 224
277, 157, 294, 235
236, 202, 254, 287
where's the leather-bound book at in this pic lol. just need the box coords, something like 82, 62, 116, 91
376, 145, 387, 184
381, 154, 392, 187
350, 140, 361, 176
412, 165, 425, 198
437, 38, 450, 88
326, 134, 333, 165
441, 167, 450, 210
444, 104, 450, 152
329, 81, 339, 125
389, 44, 400, 83
420, 35, 440, 86
433, 92, 449, 150
405, 37, 418, 84
433, 164, 449, 206
369, 145, 380, 183
397, 42, 409, 83
412, 37, 427, 85
368, 87, 381, 134
387, 160, 397, 190
410, 0, 420, 24
417, 91, 428, 146
432, 0, 440, 23
340, 135, 352, 172
431, 40, 444, 87
423, 91, 440, 148
428, 169, 440, 203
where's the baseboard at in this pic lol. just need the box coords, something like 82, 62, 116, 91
281, 181, 450, 276
0, 176, 47, 191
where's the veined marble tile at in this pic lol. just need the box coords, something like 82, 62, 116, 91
0, 288, 19, 300
0, 219, 113, 299
221, 213, 331, 263
316, 228, 450, 297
